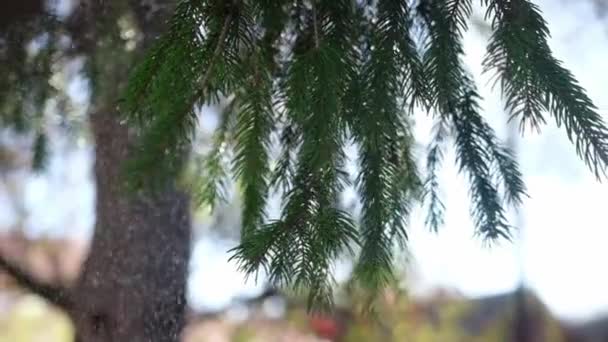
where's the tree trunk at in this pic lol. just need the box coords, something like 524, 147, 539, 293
71, 112, 191, 342
68, 1, 191, 341
0, 1, 192, 340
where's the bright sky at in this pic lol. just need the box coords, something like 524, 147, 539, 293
408, 0, 608, 322
5, 0, 608, 323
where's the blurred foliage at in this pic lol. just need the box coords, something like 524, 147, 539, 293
0, 284, 579, 342
0, 294, 73, 342
335, 288, 567, 342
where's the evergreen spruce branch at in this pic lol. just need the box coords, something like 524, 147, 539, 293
424, 117, 449, 232
388, 125, 423, 248
230, 220, 285, 281
122, 0, 206, 124
277, 174, 316, 286
232, 58, 274, 238
115, 0, 608, 313
122, 38, 169, 125
188, 13, 234, 110
236, 157, 354, 311
304, 206, 358, 311
124, 37, 204, 190
354, 125, 419, 291
421, 0, 523, 237
445, 0, 473, 33
231, 1, 293, 238
123, 22, 200, 183
452, 85, 511, 240
269, 123, 299, 193
191, 146, 230, 209
421, 0, 471, 113
285, 45, 354, 311
328, 1, 365, 128
484, 0, 608, 179
451, 80, 527, 207
376, 0, 425, 107
352, 1, 420, 293
419, 0, 470, 231
482, 1, 553, 133
233, 9, 358, 308
474, 119, 527, 206
353, 86, 399, 287
189, 96, 237, 209
124, 1, 242, 190
256, 0, 291, 78
317, 0, 360, 66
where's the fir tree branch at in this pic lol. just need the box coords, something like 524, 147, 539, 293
269, 123, 299, 193
352, 0, 420, 292
421, 0, 471, 112
424, 117, 449, 232
484, 0, 608, 179
191, 97, 235, 208
421, 0, 525, 237
121, 0, 605, 312
420, 0, 469, 233
189, 13, 233, 113
123, 3, 239, 190
453, 86, 512, 240
233, 7, 358, 310
232, 64, 273, 237
0, 254, 73, 310
476, 120, 528, 206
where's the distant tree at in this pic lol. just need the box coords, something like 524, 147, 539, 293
0, 1, 191, 341
126, 0, 608, 310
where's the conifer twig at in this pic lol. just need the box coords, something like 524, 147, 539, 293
190, 13, 233, 109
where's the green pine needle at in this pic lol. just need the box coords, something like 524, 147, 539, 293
484, 0, 608, 179
121, 0, 608, 310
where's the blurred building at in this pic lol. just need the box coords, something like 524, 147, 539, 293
2, 234, 607, 342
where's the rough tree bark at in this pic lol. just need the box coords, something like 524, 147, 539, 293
72, 110, 190, 341
72, 1, 192, 341
1, 1, 192, 341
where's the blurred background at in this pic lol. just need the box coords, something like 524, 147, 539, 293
2, 0, 608, 341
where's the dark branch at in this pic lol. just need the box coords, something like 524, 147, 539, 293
0, 253, 74, 310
